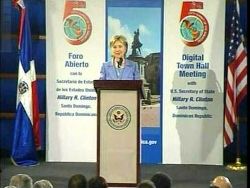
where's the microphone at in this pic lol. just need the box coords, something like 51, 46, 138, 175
117, 58, 123, 68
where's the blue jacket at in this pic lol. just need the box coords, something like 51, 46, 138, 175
99, 59, 140, 80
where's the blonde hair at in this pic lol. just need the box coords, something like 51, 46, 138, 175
9, 174, 33, 188
33, 180, 53, 188
109, 35, 128, 50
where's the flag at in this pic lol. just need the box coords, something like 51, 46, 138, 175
224, 0, 247, 147
11, 0, 41, 166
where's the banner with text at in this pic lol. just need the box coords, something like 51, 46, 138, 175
163, 0, 225, 164
46, 0, 225, 164
46, 0, 105, 162
106, 0, 164, 164
46, 0, 164, 163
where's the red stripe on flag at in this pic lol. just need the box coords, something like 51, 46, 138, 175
234, 50, 246, 69
236, 64, 247, 86
18, 10, 25, 49
226, 68, 235, 104
32, 80, 41, 149
236, 86, 247, 107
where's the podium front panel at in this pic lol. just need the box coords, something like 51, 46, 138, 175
99, 89, 138, 185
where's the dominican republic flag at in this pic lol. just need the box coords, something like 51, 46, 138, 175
11, 0, 41, 166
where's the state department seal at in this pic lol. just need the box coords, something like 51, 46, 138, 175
106, 105, 131, 130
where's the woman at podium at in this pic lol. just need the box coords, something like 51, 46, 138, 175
99, 35, 140, 80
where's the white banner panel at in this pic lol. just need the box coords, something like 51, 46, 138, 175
46, 0, 105, 162
163, 0, 225, 164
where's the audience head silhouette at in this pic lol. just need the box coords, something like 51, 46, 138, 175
33, 179, 53, 188
137, 180, 156, 188
210, 176, 232, 188
68, 174, 87, 188
88, 176, 108, 188
151, 172, 171, 188
9, 174, 33, 188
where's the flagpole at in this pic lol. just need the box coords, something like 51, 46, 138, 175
226, 116, 247, 171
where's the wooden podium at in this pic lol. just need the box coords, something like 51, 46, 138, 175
94, 80, 144, 187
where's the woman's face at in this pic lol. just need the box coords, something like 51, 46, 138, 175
111, 40, 126, 59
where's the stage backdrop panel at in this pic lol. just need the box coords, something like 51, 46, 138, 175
46, 0, 105, 162
106, 0, 164, 164
163, 0, 225, 164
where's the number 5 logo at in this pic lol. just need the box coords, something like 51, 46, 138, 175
63, 0, 92, 45
179, 1, 209, 46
